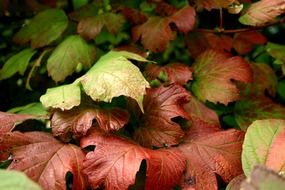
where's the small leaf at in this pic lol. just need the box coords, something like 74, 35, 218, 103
122, 7, 147, 25
8, 102, 47, 116
0, 170, 42, 190
241, 165, 285, 190
13, 9, 68, 48
47, 35, 96, 82
195, 0, 236, 10
234, 96, 285, 130
80, 128, 186, 190
51, 106, 129, 141
239, 0, 285, 26
134, 85, 190, 148
266, 42, 285, 63
0, 131, 87, 190
77, 13, 125, 40
144, 63, 192, 85
0, 48, 36, 80
179, 129, 244, 190
226, 174, 246, 190
191, 50, 252, 105
242, 119, 285, 176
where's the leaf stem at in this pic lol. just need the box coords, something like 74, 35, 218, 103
219, 8, 223, 32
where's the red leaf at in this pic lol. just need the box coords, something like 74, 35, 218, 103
195, 0, 236, 10
179, 129, 244, 190
133, 85, 190, 148
122, 7, 147, 25
0, 112, 39, 133
0, 131, 87, 190
51, 106, 129, 141
80, 128, 186, 190
191, 50, 252, 105
169, 6, 196, 33
233, 31, 267, 55
155, 2, 177, 16
144, 63, 192, 85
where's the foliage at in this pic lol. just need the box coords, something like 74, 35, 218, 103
0, 0, 285, 190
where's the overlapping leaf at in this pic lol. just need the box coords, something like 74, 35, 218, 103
266, 42, 285, 74
239, 0, 285, 26
226, 174, 246, 190
133, 85, 190, 148
13, 9, 68, 48
191, 50, 252, 105
80, 128, 186, 190
47, 35, 96, 82
242, 119, 285, 177
0, 48, 36, 80
0, 131, 87, 190
122, 7, 147, 25
234, 96, 285, 130
51, 106, 129, 141
41, 51, 150, 111
195, 0, 236, 10
144, 63, 192, 85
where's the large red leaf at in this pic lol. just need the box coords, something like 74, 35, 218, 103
80, 128, 186, 190
191, 50, 252, 105
179, 129, 244, 190
144, 63, 192, 85
0, 131, 87, 190
51, 106, 129, 141
133, 84, 190, 148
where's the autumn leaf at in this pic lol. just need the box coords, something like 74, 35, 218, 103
195, 0, 236, 10
241, 165, 285, 190
239, 0, 285, 26
13, 9, 68, 48
51, 106, 129, 141
0, 170, 42, 190
191, 50, 252, 105
234, 96, 285, 130
0, 48, 36, 80
242, 119, 285, 176
47, 35, 96, 82
133, 85, 190, 148
77, 13, 125, 40
0, 131, 87, 190
144, 63, 192, 85
233, 31, 267, 55
179, 129, 244, 190
122, 7, 147, 25
41, 51, 150, 111
80, 128, 186, 190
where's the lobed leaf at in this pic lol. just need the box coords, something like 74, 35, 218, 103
13, 9, 68, 48
191, 50, 252, 105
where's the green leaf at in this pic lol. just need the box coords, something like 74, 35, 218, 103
41, 51, 150, 111
242, 119, 285, 176
0, 49, 36, 80
266, 42, 285, 63
0, 169, 42, 190
47, 35, 96, 82
40, 81, 81, 110
8, 103, 47, 116
13, 9, 68, 48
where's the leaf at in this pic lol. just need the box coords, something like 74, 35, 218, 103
77, 13, 125, 40
133, 85, 190, 148
226, 174, 246, 190
69, 4, 98, 21
47, 35, 96, 82
80, 128, 186, 190
239, 0, 285, 26
195, 0, 236, 10
122, 7, 147, 25
0, 131, 87, 190
179, 129, 244, 190
242, 119, 285, 176
266, 42, 285, 63
144, 63, 192, 85
0, 169, 42, 190
41, 51, 150, 111
233, 31, 267, 55
8, 102, 47, 116
13, 9, 68, 48
191, 50, 252, 105
241, 165, 285, 190
234, 96, 285, 130
51, 106, 129, 141
0, 48, 36, 80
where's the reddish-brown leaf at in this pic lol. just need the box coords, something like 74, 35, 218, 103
155, 2, 177, 16
144, 63, 192, 85
0, 112, 39, 133
169, 6, 196, 33
122, 7, 147, 25
0, 131, 87, 190
51, 106, 129, 141
113, 44, 148, 58
195, 0, 236, 10
179, 129, 244, 190
133, 85, 190, 148
233, 31, 267, 55
80, 128, 186, 190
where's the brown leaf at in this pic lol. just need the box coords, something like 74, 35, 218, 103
169, 6, 196, 33
134, 84, 190, 148
195, 0, 236, 10
122, 7, 147, 25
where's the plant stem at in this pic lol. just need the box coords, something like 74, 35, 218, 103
219, 8, 223, 32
